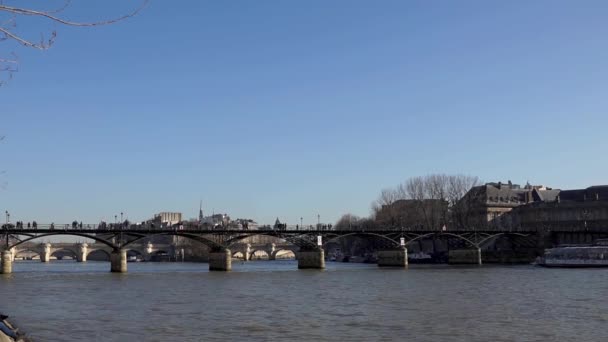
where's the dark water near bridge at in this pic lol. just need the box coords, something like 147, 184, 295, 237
1, 260, 608, 341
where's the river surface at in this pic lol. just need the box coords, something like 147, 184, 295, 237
1, 260, 607, 341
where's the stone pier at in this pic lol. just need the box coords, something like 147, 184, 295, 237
377, 249, 408, 268
448, 248, 482, 265
77, 243, 88, 262
297, 249, 325, 269
243, 244, 251, 261
9, 247, 15, 262
1, 250, 12, 274
268, 243, 276, 260
40, 243, 51, 263
209, 249, 232, 271
110, 249, 127, 273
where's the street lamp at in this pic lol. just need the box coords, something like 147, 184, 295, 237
114, 215, 118, 224
317, 214, 320, 229
300, 217, 303, 230
121, 212, 124, 222
5, 211, 9, 224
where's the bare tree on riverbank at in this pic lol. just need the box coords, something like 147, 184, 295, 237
0, 0, 148, 85
373, 174, 480, 230
335, 214, 377, 230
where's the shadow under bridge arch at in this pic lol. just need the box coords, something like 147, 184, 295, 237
7, 232, 118, 250
321, 232, 403, 250
225, 232, 313, 250
121, 232, 225, 251
401, 232, 533, 250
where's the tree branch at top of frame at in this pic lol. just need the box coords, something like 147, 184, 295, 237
0, 0, 148, 85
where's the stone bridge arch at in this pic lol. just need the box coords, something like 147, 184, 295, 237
12, 248, 43, 261
271, 248, 297, 260
87, 247, 113, 261
50, 248, 79, 261
249, 249, 270, 260
226, 232, 315, 251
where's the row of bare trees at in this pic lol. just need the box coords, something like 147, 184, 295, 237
336, 174, 481, 231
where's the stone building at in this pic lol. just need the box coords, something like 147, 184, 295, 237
154, 212, 183, 226
459, 182, 608, 231
458, 181, 560, 230
510, 185, 608, 231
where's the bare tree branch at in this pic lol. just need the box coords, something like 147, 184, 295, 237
0, 1, 148, 29
0, 0, 148, 85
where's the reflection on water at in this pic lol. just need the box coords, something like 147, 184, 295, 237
1, 260, 608, 341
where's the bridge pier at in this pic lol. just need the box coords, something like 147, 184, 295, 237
209, 249, 232, 271
377, 248, 408, 268
297, 249, 325, 269
77, 243, 88, 262
40, 243, 51, 263
448, 248, 482, 265
244, 244, 251, 261
1, 250, 12, 274
268, 243, 276, 260
110, 249, 127, 273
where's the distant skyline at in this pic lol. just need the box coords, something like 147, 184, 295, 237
2, 0, 608, 224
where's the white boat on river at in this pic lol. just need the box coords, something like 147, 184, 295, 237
539, 240, 608, 267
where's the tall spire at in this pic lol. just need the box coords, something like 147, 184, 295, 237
199, 200, 203, 222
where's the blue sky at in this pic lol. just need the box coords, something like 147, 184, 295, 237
1, 0, 607, 225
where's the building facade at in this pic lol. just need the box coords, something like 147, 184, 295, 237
460, 182, 608, 231
154, 212, 183, 227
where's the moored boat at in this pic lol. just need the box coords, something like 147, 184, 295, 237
538, 239, 608, 267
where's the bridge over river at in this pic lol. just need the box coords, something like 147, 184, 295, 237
2, 227, 607, 274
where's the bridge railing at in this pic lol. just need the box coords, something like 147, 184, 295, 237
3, 220, 607, 232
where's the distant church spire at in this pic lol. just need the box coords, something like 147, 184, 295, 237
199, 200, 204, 222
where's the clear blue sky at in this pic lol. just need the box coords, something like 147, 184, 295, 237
1, 0, 607, 225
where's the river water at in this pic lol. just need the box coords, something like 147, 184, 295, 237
1, 260, 607, 341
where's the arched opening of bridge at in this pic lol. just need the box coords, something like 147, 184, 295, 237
51, 249, 78, 261
324, 233, 402, 264
150, 250, 172, 262
273, 250, 296, 260
232, 251, 245, 260
321, 233, 407, 268
404, 233, 481, 265
476, 233, 537, 264
13, 249, 40, 261
324, 241, 343, 262
126, 249, 144, 262
87, 250, 111, 262
250, 250, 269, 261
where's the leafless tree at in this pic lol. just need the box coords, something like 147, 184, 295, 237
371, 187, 404, 226
373, 174, 480, 230
335, 213, 378, 230
335, 214, 360, 230
0, 0, 148, 85
448, 175, 481, 230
